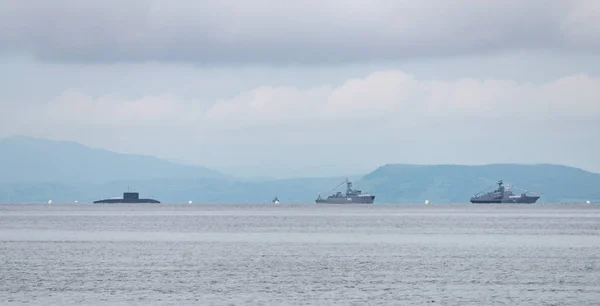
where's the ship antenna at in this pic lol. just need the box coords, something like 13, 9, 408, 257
322, 179, 348, 195
510, 184, 540, 196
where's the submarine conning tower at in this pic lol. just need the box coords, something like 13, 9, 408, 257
123, 192, 140, 200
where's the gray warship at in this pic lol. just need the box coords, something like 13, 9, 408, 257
93, 192, 160, 204
316, 179, 375, 204
470, 180, 540, 204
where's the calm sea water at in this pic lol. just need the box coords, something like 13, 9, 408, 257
1, 203, 599, 305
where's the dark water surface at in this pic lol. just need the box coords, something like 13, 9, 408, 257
1, 204, 599, 305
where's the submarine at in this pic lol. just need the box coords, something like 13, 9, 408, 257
93, 192, 160, 204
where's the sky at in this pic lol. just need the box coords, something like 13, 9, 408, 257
1, 0, 599, 177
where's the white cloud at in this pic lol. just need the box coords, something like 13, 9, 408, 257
0, 0, 597, 64
26, 89, 206, 128
8, 70, 598, 132
2, 69, 599, 175
205, 85, 332, 127
205, 71, 600, 128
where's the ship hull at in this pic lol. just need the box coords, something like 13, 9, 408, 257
316, 195, 375, 204
93, 199, 160, 204
470, 196, 539, 204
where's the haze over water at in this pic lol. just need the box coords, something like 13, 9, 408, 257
1, 203, 599, 305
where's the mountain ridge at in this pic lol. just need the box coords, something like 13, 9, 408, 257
359, 163, 600, 203
1, 135, 599, 203
0, 135, 228, 183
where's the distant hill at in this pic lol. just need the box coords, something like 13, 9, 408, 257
0, 136, 227, 183
0, 136, 599, 204
358, 164, 600, 203
0, 177, 349, 204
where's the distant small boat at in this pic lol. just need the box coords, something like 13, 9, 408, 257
273, 197, 280, 204
93, 192, 160, 204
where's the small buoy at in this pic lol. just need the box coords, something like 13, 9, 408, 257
424, 200, 430, 205
47, 200, 53, 205
586, 200, 591, 204
188, 200, 193, 204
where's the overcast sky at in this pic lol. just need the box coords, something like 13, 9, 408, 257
1, 0, 599, 177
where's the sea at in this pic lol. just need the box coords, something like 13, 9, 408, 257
1, 203, 599, 305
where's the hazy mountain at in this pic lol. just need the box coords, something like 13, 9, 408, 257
358, 164, 600, 203
1, 136, 599, 204
0, 135, 227, 183
0, 177, 349, 204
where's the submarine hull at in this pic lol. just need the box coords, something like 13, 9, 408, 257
93, 192, 160, 204
93, 199, 160, 204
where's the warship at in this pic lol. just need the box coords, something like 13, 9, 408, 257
93, 192, 160, 204
316, 179, 375, 204
470, 180, 540, 204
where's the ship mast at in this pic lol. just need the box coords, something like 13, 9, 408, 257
318, 179, 350, 198
497, 180, 505, 194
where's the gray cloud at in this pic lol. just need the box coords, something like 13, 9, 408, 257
1, 0, 597, 64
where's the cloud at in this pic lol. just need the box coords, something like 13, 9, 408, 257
0, 0, 598, 64
9, 89, 206, 129
205, 71, 600, 128
7, 70, 599, 132
2, 69, 598, 175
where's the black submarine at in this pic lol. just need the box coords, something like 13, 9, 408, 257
93, 192, 160, 204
